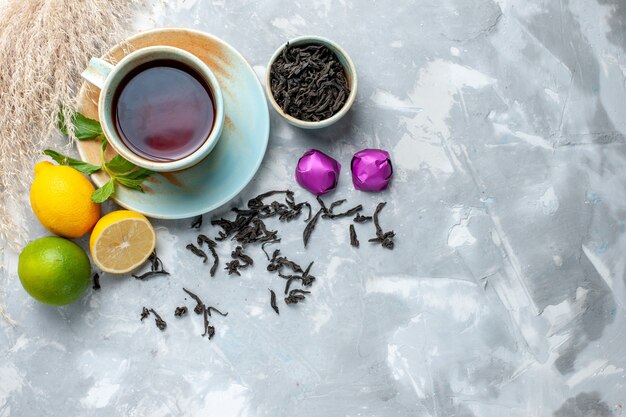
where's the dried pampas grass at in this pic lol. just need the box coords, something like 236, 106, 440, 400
0, 0, 138, 248
0, 0, 139, 323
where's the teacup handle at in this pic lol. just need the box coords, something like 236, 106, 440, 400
81, 58, 114, 89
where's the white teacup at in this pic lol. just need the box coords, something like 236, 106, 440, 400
82, 46, 224, 172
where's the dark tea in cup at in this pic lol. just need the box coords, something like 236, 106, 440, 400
112, 59, 215, 162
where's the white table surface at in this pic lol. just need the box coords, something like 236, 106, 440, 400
2, 0, 626, 415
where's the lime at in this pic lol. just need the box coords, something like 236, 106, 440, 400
18, 236, 91, 306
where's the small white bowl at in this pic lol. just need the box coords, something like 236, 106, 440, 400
265, 36, 357, 129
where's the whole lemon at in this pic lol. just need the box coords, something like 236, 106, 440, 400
18, 236, 91, 306
30, 161, 101, 238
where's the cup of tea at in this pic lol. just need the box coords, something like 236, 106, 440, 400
81, 46, 224, 172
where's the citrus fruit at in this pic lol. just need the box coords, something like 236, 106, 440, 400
30, 161, 101, 238
18, 236, 91, 306
89, 210, 156, 274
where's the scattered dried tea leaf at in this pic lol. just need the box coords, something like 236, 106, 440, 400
191, 215, 202, 229
354, 213, 372, 223
174, 306, 188, 317
207, 307, 228, 317
267, 249, 303, 273
133, 251, 169, 280
183, 288, 205, 315
224, 260, 243, 276
182, 288, 226, 340
285, 289, 311, 305
232, 246, 253, 266
349, 224, 359, 247
270, 289, 279, 314
92, 273, 101, 290
303, 209, 323, 247
197, 234, 219, 276
301, 262, 316, 287
186, 243, 208, 263
132, 270, 170, 280
368, 202, 395, 249
149, 308, 167, 331
323, 204, 363, 220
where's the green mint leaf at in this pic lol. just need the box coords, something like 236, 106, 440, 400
101, 138, 108, 153
91, 179, 115, 203
113, 167, 154, 193
73, 113, 103, 140
43, 149, 101, 175
118, 167, 154, 181
57, 111, 103, 140
106, 155, 136, 173
115, 177, 145, 192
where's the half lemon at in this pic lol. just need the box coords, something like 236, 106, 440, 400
89, 210, 156, 274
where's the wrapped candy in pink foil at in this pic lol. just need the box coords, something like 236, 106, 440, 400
295, 149, 341, 195
351, 149, 393, 191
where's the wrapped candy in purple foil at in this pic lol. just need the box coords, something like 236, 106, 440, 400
351, 149, 393, 191
295, 149, 341, 195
